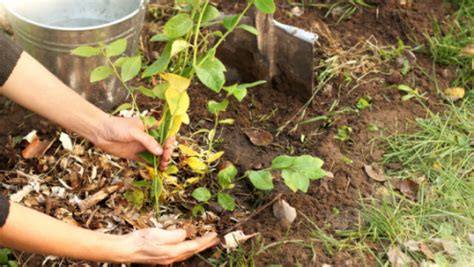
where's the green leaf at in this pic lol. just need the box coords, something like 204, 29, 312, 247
192, 187, 211, 202
121, 56, 142, 82
217, 192, 235, 211
142, 115, 157, 128
335, 126, 352, 141
150, 33, 170, 42
152, 83, 169, 100
238, 24, 258, 35
114, 57, 128, 67
192, 204, 205, 217
271, 155, 294, 169
284, 170, 310, 192
356, 97, 371, 110
254, 0, 276, 14
164, 13, 194, 39
170, 39, 190, 58
143, 43, 172, 77
248, 170, 273, 190
124, 189, 145, 209
223, 15, 239, 31
90, 66, 113, 82
217, 164, 237, 189
137, 86, 156, 98
106, 39, 127, 57
112, 103, 133, 114
71, 46, 101, 57
202, 5, 220, 23
207, 99, 229, 114
397, 84, 413, 92
195, 55, 226, 92
140, 151, 155, 165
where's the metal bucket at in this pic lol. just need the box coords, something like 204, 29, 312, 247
5, 0, 146, 111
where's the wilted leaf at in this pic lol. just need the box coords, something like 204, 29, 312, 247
186, 157, 207, 172
364, 164, 388, 182
165, 89, 190, 116
170, 39, 190, 58
399, 179, 420, 200
223, 231, 258, 252
179, 144, 200, 157
207, 151, 224, 163
244, 129, 273, 147
387, 246, 413, 267
161, 73, 191, 93
272, 199, 297, 226
444, 87, 465, 101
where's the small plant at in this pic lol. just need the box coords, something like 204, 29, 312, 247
72, 0, 276, 216
247, 155, 327, 193
397, 84, 426, 102
335, 126, 352, 141
0, 248, 17, 267
356, 96, 372, 110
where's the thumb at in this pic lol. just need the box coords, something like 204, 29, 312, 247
130, 129, 163, 156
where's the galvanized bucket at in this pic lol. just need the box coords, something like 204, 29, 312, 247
5, 0, 146, 111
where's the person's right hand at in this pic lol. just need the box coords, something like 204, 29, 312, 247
122, 228, 219, 265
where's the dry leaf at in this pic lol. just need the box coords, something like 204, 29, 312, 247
432, 238, 457, 256
419, 242, 434, 260
404, 240, 434, 259
223, 231, 258, 252
387, 246, 413, 267
291, 6, 304, 17
444, 87, 465, 101
399, 179, 419, 200
364, 164, 388, 182
244, 129, 274, 147
59, 132, 73, 151
273, 199, 297, 226
469, 233, 474, 246
22, 137, 52, 159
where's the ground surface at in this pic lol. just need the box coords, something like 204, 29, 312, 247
0, 0, 472, 266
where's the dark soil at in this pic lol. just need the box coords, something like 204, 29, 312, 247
0, 0, 457, 266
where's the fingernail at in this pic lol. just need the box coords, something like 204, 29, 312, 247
155, 146, 163, 155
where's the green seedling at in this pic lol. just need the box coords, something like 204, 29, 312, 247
73, 0, 276, 216
356, 96, 372, 110
247, 155, 327, 193
397, 84, 426, 102
0, 248, 17, 267
335, 126, 352, 141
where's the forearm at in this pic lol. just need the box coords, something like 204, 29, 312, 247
0, 52, 110, 144
0, 202, 132, 262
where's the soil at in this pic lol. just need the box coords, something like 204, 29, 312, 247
0, 0, 458, 266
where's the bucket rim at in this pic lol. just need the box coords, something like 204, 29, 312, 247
5, 0, 146, 31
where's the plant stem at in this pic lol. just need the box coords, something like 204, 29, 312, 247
192, 0, 209, 69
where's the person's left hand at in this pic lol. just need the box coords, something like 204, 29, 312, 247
92, 116, 175, 170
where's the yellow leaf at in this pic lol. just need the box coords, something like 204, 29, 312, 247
444, 87, 465, 101
146, 166, 156, 178
179, 144, 200, 157
186, 157, 207, 172
185, 177, 201, 187
167, 115, 183, 138
161, 73, 191, 93
165, 88, 190, 116
166, 165, 179, 175
181, 113, 190, 124
208, 151, 224, 163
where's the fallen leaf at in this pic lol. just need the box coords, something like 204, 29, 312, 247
432, 238, 457, 256
387, 246, 413, 267
469, 233, 474, 246
399, 179, 420, 200
364, 164, 388, 182
404, 240, 434, 259
22, 137, 52, 159
223, 231, 258, 252
444, 87, 465, 101
244, 129, 273, 147
291, 6, 304, 17
23, 130, 38, 143
404, 240, 420, 251
59, 132, 74, 151
419, 242, 434, 260
273, 199, 297, 226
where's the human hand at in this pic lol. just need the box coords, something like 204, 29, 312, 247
121, 228, 219, 265
93, 116, 174, 170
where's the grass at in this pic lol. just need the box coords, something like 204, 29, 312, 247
424, 0, 473, 87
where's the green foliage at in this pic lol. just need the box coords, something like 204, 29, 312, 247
217, 192, 236, 211
356, 96, 371, 110
248, 155, 327, 193
254, 0, 277, 14
0, 248, 17, 267
192, 187, 212, 202
334, 126, 352, 141
208, 99, 229, 115
71, 46, 101, 57
90, 66, 113, 82
195, 55, 227, 92
397, 84, 426, 102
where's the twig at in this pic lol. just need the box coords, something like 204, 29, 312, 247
222, 193, 282, 235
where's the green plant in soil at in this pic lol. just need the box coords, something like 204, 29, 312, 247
0, 248, 17, 267
72, 0, 276, 215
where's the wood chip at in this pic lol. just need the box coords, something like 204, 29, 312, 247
79, 184, 122, 211
22, 137, 53, 159
223, 231, 258, 252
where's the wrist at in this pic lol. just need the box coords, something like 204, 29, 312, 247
102, 233, 138, 263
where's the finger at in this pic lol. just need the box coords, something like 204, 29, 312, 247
140, 228, 187, 245
160, 137, 175, 171
161, 232, 219, 257
130, 129, 163, 156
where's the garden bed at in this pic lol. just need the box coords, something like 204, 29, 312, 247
1, 0, 471, 266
